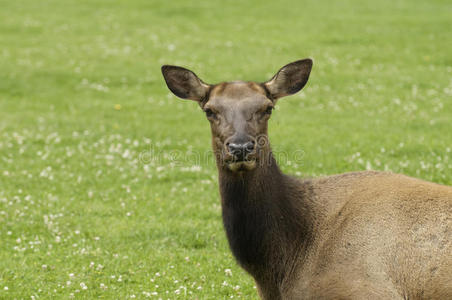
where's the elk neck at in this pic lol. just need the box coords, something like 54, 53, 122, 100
217, 148, 314, 286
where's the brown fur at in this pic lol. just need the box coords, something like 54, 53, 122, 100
161, 59, 452, 299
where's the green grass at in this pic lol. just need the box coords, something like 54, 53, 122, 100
0, 0, 451, 298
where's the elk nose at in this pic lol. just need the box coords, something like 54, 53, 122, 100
227, 140, 255, 161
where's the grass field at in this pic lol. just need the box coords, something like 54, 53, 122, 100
0, 0, 451, 298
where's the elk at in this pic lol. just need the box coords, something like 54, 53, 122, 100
161, 59, 452, 299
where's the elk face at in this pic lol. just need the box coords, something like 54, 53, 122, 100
162, 59, 312, 173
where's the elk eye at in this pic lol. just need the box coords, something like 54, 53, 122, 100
204, 108, 216, 118
264, 106, 274, 115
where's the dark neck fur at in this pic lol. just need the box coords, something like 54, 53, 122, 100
218, 152, 313, 288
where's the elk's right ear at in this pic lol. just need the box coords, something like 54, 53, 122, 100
161, 65, 210, 102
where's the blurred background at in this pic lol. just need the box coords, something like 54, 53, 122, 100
0, 0, 451, 298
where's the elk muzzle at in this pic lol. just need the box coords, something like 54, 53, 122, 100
227, 141, 255, 161
225, 138, 257, 172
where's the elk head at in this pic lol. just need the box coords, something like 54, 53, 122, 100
162, 59, 313, 173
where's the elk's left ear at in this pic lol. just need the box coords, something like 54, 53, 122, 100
161, 65, 210, 102
264, 59, 313, 100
